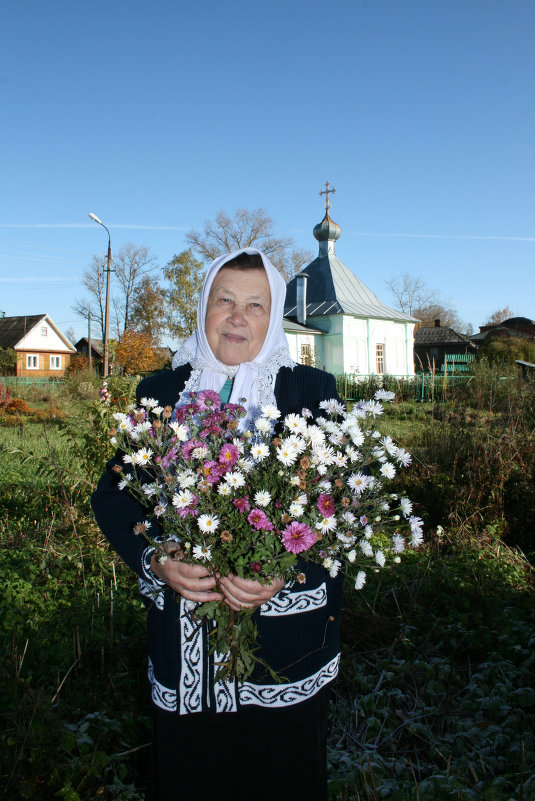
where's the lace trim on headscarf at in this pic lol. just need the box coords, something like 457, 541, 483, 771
176, 345, 295, 418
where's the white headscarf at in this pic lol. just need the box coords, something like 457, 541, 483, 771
171, 247, 295, 426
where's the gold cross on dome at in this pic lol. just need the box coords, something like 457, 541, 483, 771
319, 181, 336, 211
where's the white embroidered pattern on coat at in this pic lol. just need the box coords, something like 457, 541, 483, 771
238, 654, 340, 708
179, 599, 203, 713
260, 582, 328, 617
148, 659, 177, 711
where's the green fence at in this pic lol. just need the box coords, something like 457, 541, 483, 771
0, 376, 65, 388
335, 373, 473, 402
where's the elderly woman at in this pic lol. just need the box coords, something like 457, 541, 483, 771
91, 248, 343, 801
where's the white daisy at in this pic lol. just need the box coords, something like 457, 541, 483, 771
354, 571, 367, 590
316, 516, 337, 533
197, 515, 220, 534
400, 497, 413, 516
140, 397, 159, 408
254, 490, 271, 507
334, 452, 348, 468
303, 425, 325, 446
169, 422, 189, 441
260, 404, 281, 420
192, 544, 212, 561
375, 550, 386, 567
345, 446, 362, 462
328, 559, 342, 578
396, 449, 412, 467
283, 413, 307, 435
217, 483, 232, 496
276, 444, 298, 466
380, 462, 396, 479
374, 389, 395, 402
254, 417, 272, 434
360, 539, 373, 557
392, 534, 405, 554
319, 399, 346, 415
347, 472, 370, 494
250, 442, 270, 461
172, 489, 195, 509
224, 471, 246, 488
410, 530, 424, 547
341, 511, 356, 525
176, 470, 196, 489
118, 477, 130, 490
289, 502, 305, 517
191, 446, 210, 459
122, 453, 134, 465
347, 549, 357, 563
290, 475, 301, 486
134, 447, 153, 466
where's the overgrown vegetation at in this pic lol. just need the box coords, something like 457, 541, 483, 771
0, 366, 533, 799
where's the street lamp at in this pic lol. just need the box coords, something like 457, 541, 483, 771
88, 213, 112, 377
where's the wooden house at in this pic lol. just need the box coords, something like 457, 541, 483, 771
0, 314, 76, 377
413, 320, 477, 372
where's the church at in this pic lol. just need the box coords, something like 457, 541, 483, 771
283, 184, 416, 378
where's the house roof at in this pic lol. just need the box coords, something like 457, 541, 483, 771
414, 325, 476, 347
282, 318, 324, 334
471, 317, 535, 342
0, 314, 76, 351
75, 337, 104, 357
284, 212, 416, 323
0, 315, 48, 348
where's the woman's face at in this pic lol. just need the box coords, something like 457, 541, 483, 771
205, 267, 271, 365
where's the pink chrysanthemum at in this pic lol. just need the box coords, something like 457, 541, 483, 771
197, 390, 221, 411
317, 493, 336, 517
281, 521, 316, 554
247, 508, 274, 531
233, 496, 251, 513
218, 443, 240, 467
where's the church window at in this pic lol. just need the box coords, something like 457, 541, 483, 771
300, 343, 313, 365
376, 344, 385, 374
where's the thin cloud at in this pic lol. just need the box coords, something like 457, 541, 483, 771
347, 231, 535, 242
0, 276, 68, 282
0, 223, 186, 230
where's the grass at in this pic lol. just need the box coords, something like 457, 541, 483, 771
0, 366, 534, 800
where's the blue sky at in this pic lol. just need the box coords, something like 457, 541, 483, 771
1, 0, 533, 342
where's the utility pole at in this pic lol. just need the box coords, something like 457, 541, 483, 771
88, 311, 92, 372
89, 213, 113, 376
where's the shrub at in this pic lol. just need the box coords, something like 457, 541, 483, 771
5, 397, 32, 416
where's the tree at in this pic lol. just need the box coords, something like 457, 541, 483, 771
385, 272, 466, 331
0, 347, 17, 374
73, 255, 107, 341
484, 306, 514, 325
114, 244, 157, 336
163, 249, 205, 342
129, 276, 169, 346
64, 326, 78, 345
115, 330, 158, 374
73, 244, 157, 340
186, 208, 312, 281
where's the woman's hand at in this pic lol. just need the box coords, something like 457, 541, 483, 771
150, 543, 222, 603
220, 574, 285, 611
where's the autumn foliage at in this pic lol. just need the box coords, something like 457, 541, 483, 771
115, 330, 158, 374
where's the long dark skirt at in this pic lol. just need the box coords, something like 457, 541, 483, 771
146, 688, 331, 801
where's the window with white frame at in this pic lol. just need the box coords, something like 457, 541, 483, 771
41, 326, 48, 336
300, 343, 312, 365
26, 354, 39, 369
376, 343, 385, 374
50, 355, 61, 370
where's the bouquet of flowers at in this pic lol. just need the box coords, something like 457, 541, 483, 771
109, 388, 423, 682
